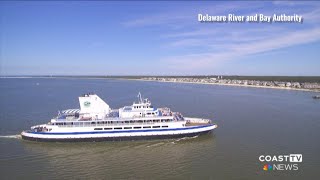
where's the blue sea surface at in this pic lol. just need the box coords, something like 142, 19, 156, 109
0, 78, 319, 179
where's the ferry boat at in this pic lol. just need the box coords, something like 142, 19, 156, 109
21, 93, 217, 142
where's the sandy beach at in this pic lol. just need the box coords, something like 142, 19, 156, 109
123, 78, 320, 93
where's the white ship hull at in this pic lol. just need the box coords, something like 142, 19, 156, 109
21, 124, 217, 142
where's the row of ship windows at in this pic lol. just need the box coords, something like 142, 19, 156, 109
134, 106, 153, 109
94, 125, 169, 130
53, 119, 172, 126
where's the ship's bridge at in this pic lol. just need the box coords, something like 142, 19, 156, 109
119, 93, 159, 118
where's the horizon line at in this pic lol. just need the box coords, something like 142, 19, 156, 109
1, 75, 320, 77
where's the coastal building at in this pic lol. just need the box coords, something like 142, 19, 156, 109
302, 83, 320, 89
141, 77, 319, 91
292, 82, 301, 88
275, 82, 286, 87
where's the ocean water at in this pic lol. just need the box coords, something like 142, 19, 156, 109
0, 78, 319, 179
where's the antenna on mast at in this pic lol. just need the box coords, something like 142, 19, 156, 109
137, 92, 143, 103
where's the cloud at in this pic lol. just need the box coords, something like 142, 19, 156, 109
164, 26, 286, 50
230, 27, 320, 54
123, 13, 191, 27
162, 27, 320, 73
123, 2, 266, 28
123, 1, 320, 74
272, 1, 320, 7
163, 29, 220, 38
167, 38, 206, 47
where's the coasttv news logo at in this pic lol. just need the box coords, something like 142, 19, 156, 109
259, 154, 302, 171
263, 164, 272, 171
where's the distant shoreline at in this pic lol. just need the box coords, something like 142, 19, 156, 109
1, 76, 320, 93
121, 78, 320, 93
1, 75, 320, 83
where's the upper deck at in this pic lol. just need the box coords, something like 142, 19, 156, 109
51, 93, 184, 123
54, 108, 183, 122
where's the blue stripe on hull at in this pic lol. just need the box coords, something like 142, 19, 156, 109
27, 124, 214, 135
21, 130, 213, 142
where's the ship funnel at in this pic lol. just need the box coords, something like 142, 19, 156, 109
79, 93, 110, 119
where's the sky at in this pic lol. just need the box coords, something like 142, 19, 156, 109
1, 1, 320, 76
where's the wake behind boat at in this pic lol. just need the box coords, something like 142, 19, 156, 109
21, 93, 217, 142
